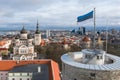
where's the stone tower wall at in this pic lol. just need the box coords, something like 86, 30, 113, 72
62, 62, 120, 80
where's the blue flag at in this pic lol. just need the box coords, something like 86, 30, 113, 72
77, 11, 93, 22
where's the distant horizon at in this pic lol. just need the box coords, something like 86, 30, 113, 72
0, 26, 120, 31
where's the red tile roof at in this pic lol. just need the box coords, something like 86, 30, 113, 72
82, 36, 91, 42
0, 60, 61, 80
0, 41, 6, 46
50, 60, 61, 80
40, 39, 46, 46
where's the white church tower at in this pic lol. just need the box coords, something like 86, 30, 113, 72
34, 20, 41, 45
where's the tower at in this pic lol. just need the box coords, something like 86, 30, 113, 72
34, 20, 41, 45
77, 27, 86, 35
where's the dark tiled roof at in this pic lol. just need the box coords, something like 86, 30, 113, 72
0, 60, 61, 80
9, 64, 49, 80
21, 26, 27, 34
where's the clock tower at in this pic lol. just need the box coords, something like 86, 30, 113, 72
34, 20, 41, 45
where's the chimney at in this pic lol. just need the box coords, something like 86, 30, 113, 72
38, 66, 41, 73
16, 60, 20, 64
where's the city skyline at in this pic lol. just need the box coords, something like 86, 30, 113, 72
0, 0, 120, 28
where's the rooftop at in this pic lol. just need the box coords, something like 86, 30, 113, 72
9, 64, 49, 80
61, 52, 120, 71
21, 26, 27, 34
81, 49, 105, 55
82, 36, 91, 42
0, 60, 61, 80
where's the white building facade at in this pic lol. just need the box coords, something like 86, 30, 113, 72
13, 22, 41, 60
8, 73, 32, 80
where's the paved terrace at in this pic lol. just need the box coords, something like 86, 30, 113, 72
61, 53, 120, 71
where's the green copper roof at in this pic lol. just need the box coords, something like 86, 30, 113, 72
21, 26, 27, 34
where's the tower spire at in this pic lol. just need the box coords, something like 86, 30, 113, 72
35, 19, 41, 45
35, 19, 40, 34
37, 19, 39, 29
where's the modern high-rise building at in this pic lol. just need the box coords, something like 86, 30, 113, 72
46, 30, 51, 38
77, 27, 86, 35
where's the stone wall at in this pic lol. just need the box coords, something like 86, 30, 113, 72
62, 62, 120, 80
0, 71, 8, 80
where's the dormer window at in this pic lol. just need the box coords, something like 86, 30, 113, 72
85, 55, 91, 59
97, 56, 99, 59
97, 56, 103, 59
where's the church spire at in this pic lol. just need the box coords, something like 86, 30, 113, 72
35, 19, 40, 34
37, 19, 39, 30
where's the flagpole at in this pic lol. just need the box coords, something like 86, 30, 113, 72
106, 19, 108, 52
93, 8, 96, 49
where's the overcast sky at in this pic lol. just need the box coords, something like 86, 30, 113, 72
0, 0, 120, 27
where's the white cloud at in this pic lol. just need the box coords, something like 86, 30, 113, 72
0, 0, 120, 27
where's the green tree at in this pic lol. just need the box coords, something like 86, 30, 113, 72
103, 42, 120, 56
69, 44, 82, 52
8, 44, 13, 53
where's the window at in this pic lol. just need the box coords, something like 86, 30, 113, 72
85, 55, 91, 59
90, 73, 96, 80
97, 56, 99, 59
97, 56, 103, 59
88, 55, 91, 59
90, 73, 96, 77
